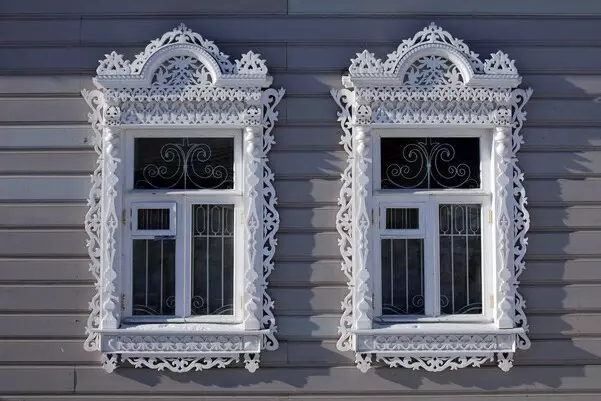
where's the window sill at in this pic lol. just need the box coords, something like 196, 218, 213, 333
352, 323, 523, 355
93, 325, 270, 357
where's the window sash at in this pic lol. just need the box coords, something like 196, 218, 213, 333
122, 130, 244, 324
373, 129, 493, 194
124, 128, 243, 195
123, 193, 243, 324
373, 195, 492, 323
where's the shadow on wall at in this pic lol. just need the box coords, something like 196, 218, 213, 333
370, 67, 601, 390
114, 50, 601, 394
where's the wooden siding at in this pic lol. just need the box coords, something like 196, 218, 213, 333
1, 1, 601, 399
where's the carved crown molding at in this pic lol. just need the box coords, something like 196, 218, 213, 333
82, 24, 284, 373
332, 23, 532, 373
345, 22, 520, 88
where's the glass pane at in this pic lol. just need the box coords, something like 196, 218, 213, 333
137, 208, 170, 231
381, 238, 424, 315
132, 238, 176, 315
386, 208, 419, 230
381, 137, 480, 189
191, 204, 234, 316
439, 204, 482, 315
134, 137, 234, 190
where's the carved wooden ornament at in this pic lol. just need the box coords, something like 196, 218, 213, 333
82, 24, 284, 373
332, 23, 532, 372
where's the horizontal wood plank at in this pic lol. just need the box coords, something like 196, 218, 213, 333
1, 312, 601, 341
0, 230, 87, 256
0, 126, 92, 149
0, 150, 95, 174
288, 0, 601, 16
285, 97, 601, 125
0, 176, 90, 201
0, 0, 288, 16
0, 45, 286, 73
0, 259, 90, 282
72, 364, 601, 393
286, 45, 601, 73
76, 17, 601, 44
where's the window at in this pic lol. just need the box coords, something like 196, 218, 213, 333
125, 133, 242, 322
373, 133, 492, 322
82, 24, 284, 373
332, 23, 532, 372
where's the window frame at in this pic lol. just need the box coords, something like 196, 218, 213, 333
122, 128, 244, 324
371, 129, 494, 323
332, 23, 532, 373
81, 24, 284, 373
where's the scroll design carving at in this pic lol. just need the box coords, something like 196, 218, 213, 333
125, 355, 238, 372
333, 23, 531, 372
332, 88, 354, 351
377, 355, 494, 372
372, 334, 498, 352
403, 55, 464, 86
152, 55, 213, 86
510, 88, 533, 351
260, 88, 286, 350
82, 89, 104, 352
106, 335, 245, 353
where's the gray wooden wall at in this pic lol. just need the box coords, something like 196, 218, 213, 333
1, 1, 601, 399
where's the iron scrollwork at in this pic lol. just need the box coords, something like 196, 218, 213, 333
134, 137, 234, 190
381, 137, 480, 190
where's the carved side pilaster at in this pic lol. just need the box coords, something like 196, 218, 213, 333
332, 88, 355, 351
82, 89, 104, 351
494, 126, 513, 328
260, 87, 284, 351
243, 126, 262, 330
100, 124, 121, 330
353, 125, 373, 330
510, 88, 533, 350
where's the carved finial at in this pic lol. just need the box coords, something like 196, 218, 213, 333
235, 51, 268, 75
349, 50, 382, 76
243, 353, 260, 372
356, 353, 372, 373
497, 353, 514, 372
484, 51, 518, 75
97, 51, 131, 75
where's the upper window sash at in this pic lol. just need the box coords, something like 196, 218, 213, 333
372, 129, 493, 195
124, 128, 243, 194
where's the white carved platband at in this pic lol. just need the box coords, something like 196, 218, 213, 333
83, 22, 285, 373
102, 334, 262, 355
333, 22, 531, 373
105, 87, 262, 103
356, 333, 516, 354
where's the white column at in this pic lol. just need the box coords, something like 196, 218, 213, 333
242, 126, 263, 330
494, 126, 514, 329
353, 125, 373, 330
100, 125, 121, 330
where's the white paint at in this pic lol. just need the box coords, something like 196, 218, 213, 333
82, 24, 284, 373
332, 22, 532, 373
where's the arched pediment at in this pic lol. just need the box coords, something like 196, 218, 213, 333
395, 45, 475, 86
94, 24, 272, 89
344, 23, 520, 88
